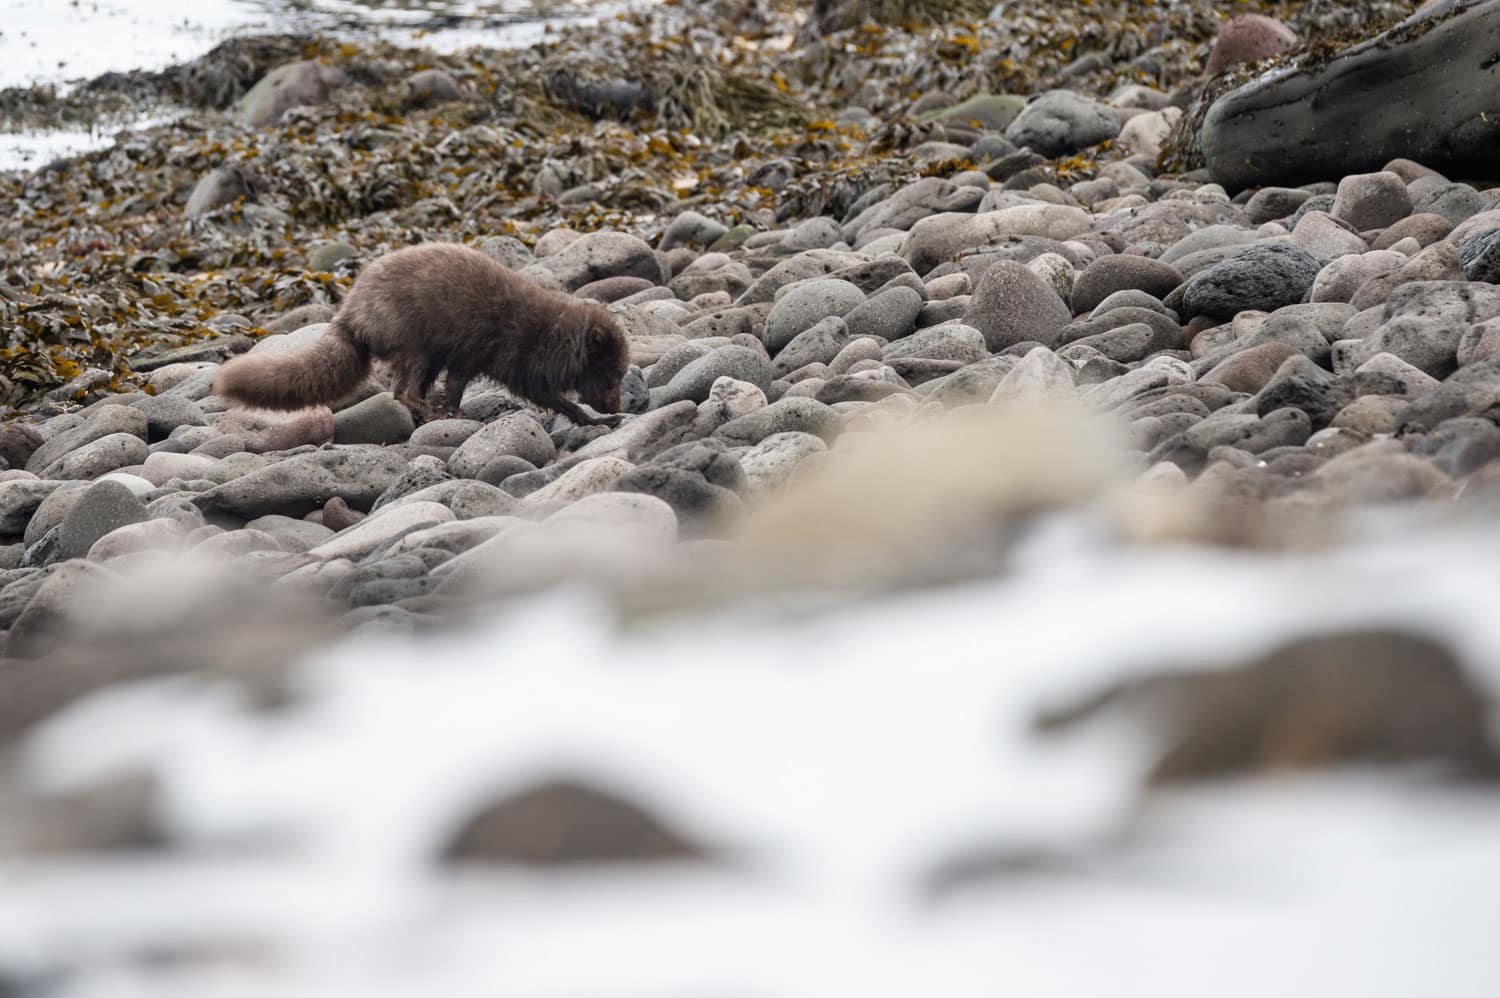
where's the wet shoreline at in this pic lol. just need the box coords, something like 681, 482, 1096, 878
0, 0, 639, 169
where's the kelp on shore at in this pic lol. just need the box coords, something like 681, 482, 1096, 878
0, 0, 1421, 412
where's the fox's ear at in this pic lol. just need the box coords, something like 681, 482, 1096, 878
588, 317, 616, 346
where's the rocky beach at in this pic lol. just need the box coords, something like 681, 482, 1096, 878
5, 0, 1500, 994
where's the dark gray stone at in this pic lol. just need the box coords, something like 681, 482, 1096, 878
449, 413, 556, 477
815, 375, 909, 404
0, 480, 62, 537
480, 455, 539, 489
962, 261, 1072, 350
619, 366, 649, 414
378, 478, 515, 520
1062, 306, 1184, 354
1150, 407, 1313, 473
1410, 180, 1485, 226
925, 356, 1018, 406
841, 177, 984, 241
842, 286, 924, 341
1400, 357, 1500, 431
1004, 90, 1122, 156
234, 60, 346, 127
27, 406, 147, 474
612, 440, 745, 531
653, 345, 773, 406
57, 481, 147, 560
1069, 322, 1157, 364
130, 394, 207, 442
25, 483, 87, 547
0, 424, 43, 470
735, 249, 864, 306
1253, 354, 1344, 429
21, 526, 60, 570
1288, 194, 1337, 229
41, 433, 148, 481
185, 165, 253, 218
477, 235, 532, 271
442, 778, 706, 865
1069, 255, 1184, 316
370, 457, 453, 512
262, 303, 336, 334
1245, 187, 1313, 224
577, 276, 655, 303
1350, 353, 1442, 398
333, 392, 416, 446
647, 342, 715, 390
1339, 280, 1500, 378
772, 317, 849, 379
713, 397, 840, 446
827, 256, 921, 296
660, 210, 729, 251
194, 447, 411, 519
532, 232, 663, 292
883, 323, 988, 364
307, 241, 356, 272
404, 68, 465, 108
1459, 228, 1500, 283
1412, 417, 1500, 477
763, 279, 866, 353
1181, 245, 1322, 321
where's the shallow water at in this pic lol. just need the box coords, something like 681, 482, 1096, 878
6, 516, 1500, 996
0, 0, 632, 168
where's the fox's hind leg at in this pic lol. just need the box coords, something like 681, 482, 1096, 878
391, 357, 437, 423
438, 372, 471, 416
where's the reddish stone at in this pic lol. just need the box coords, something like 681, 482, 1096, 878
1201, 342, 1300, 394
1184, 314, 1221, 349
1205, 15, 1298, 77
214, 407, 334, 453
321, 496, 365, 532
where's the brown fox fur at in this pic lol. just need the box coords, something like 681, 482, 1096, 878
215, 243, 630, 425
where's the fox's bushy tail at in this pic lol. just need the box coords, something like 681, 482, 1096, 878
214, 323, 370, 410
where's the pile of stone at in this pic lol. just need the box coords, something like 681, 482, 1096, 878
2, 0, 1500, 663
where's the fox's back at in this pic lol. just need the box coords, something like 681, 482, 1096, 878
336, 244, 517, 360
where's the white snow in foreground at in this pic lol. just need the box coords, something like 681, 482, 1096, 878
5, 518, 1500, 996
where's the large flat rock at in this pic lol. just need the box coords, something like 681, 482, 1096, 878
1201, 0, 1500, 191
